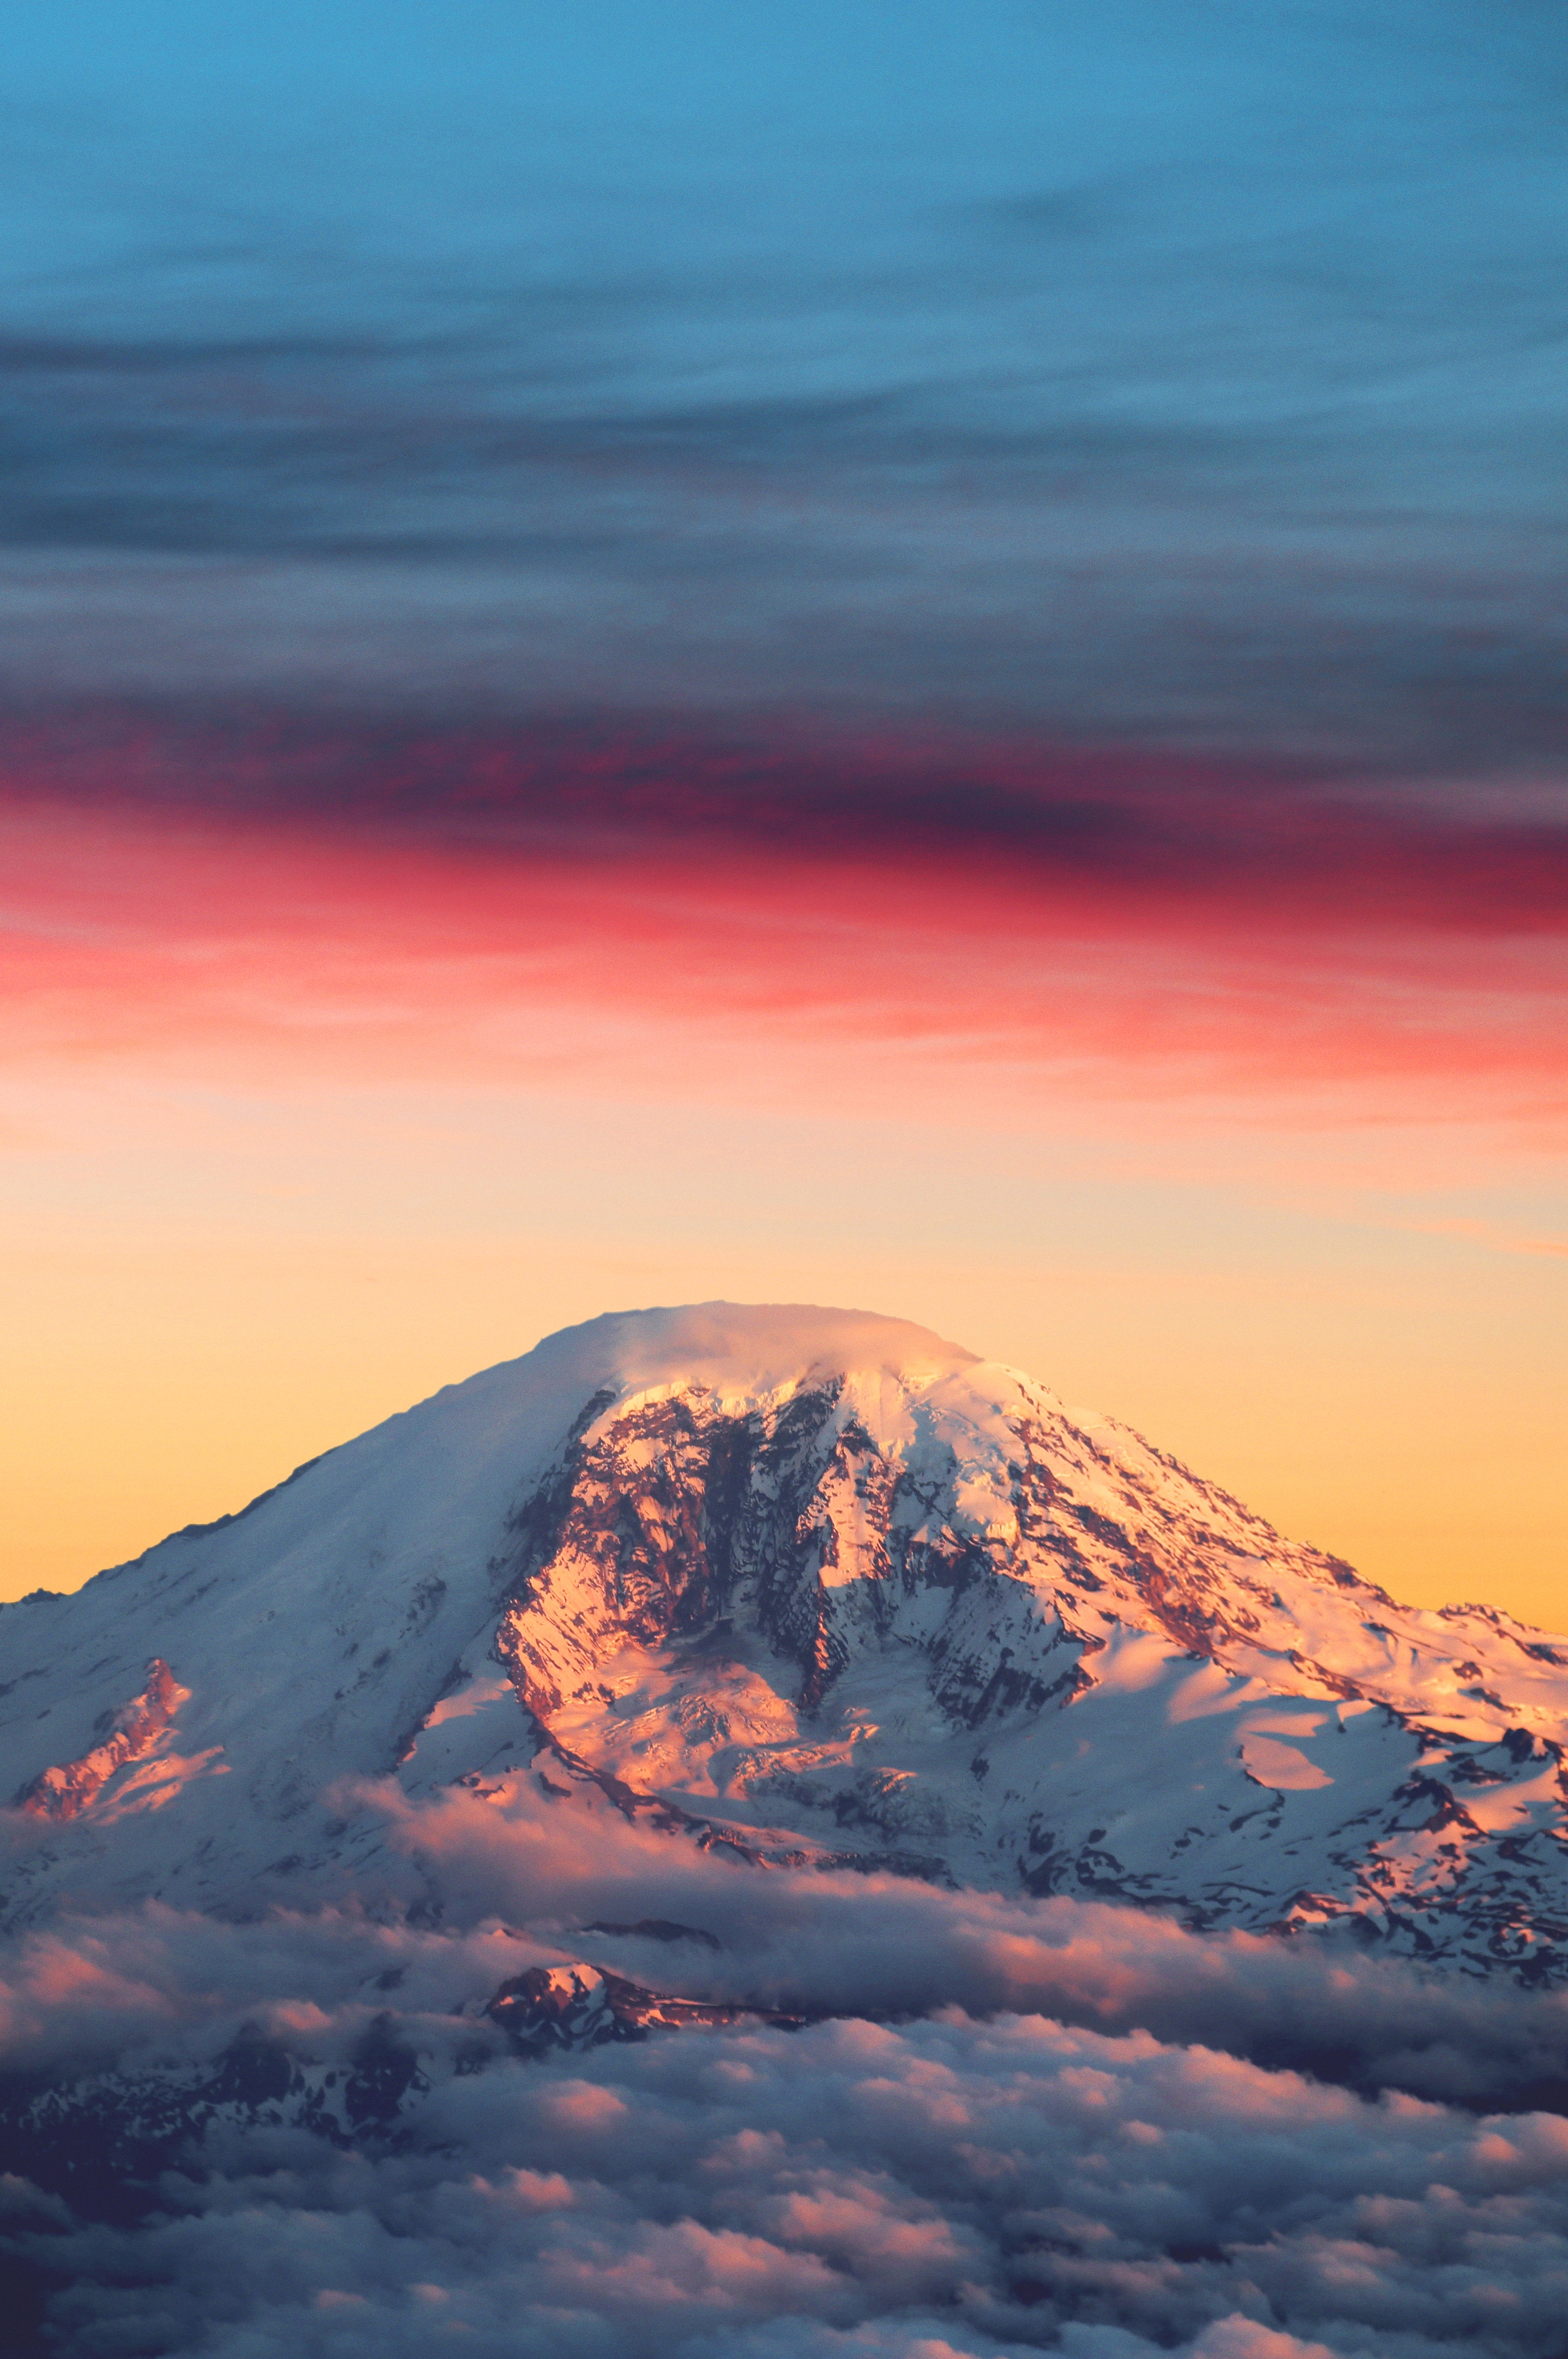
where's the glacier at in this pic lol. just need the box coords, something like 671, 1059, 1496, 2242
4, 1300, 1565, 1978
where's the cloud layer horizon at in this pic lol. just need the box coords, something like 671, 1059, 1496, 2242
11, 1776, 1568, 2356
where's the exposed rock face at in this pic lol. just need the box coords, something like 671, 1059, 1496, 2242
0, 1957, 794, 2242
0, 2017, 433, 2228
1, 1303, 1566, 1977
17, 1661, 190, 1821
473, 1363, 1568, 1975
485, 1963, 795, 2054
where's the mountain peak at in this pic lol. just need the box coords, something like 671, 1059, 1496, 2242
3, 1303, 1566, 1979
485, 1298, 983, 1401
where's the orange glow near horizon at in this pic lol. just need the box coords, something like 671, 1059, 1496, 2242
2, 772, 1565, 1623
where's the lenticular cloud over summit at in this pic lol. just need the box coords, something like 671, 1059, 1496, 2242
5, 1304, 1568, 2357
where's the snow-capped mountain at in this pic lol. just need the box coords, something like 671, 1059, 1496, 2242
4, 1302, 1566, 1976
0, 1956, 787, 2223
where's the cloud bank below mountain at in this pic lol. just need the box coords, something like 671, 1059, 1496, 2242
9, 1799, 1568, 2358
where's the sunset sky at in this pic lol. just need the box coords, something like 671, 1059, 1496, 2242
3, 0, 1564, 1617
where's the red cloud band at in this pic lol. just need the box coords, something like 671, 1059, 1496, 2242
1, 710, 1563, 1137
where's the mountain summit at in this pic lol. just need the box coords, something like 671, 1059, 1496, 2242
4, 1302, 1565, 1974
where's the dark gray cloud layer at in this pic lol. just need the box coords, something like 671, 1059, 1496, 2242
7, 704, 1563, 941
3, 3, 1566, 766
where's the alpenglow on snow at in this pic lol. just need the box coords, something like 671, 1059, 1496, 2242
4, 1302, 1566, 1975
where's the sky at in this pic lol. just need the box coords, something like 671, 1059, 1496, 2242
2, 0, 1565, 1616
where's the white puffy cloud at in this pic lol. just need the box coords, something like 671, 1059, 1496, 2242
6, 1777, 1568, 2354
12, 1987, 1568, 2354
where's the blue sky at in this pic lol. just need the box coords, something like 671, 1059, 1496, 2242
4, 0, 1565, 762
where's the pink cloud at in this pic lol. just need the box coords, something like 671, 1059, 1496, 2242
1, 769, 1562, 1157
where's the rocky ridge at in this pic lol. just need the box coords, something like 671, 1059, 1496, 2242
3, 1303, 1566, 1977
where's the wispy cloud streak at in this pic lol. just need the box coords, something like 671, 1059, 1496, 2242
2, 4, 1566, 761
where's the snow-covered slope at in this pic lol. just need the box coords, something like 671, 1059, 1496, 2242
4, 1302, 1566, 1975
